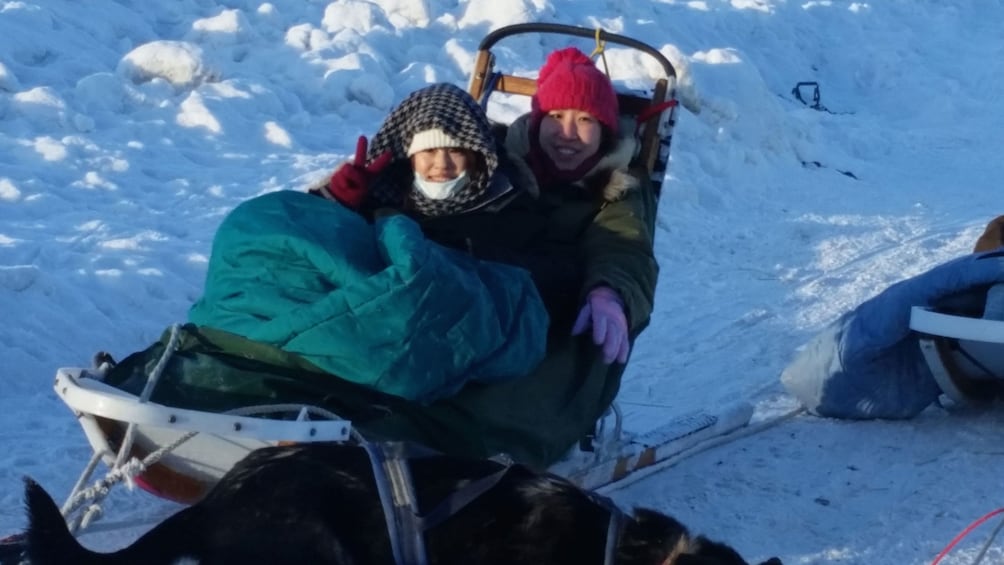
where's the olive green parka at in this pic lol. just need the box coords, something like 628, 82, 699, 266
364, 113, 660, 466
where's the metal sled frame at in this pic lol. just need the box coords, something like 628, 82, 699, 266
55, 364, 352, 512
909, 306, 1004, 406
468, 23, 680, 197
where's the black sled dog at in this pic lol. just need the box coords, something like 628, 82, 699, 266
23, 442, 782, 565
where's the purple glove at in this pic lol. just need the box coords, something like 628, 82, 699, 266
571, 286, 630, 364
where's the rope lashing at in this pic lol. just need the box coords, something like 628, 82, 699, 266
59, 319, 356, 538
112, 323, 183, 472
63, 430, 198, 535
591, 28, 611, 77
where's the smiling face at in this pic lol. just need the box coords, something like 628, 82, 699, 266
537, 109, 604, 171
410, 148, 470, 181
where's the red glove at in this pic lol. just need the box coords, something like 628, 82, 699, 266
328, 136, 392, 209
571, 286, 630, 364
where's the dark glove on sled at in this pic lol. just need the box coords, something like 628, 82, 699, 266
572, 286, 630, 364
328, 135, 392, 209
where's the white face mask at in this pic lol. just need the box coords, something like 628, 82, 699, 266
413, 171, 469, 200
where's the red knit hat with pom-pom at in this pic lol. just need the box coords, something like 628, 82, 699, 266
531, 47, 619, 134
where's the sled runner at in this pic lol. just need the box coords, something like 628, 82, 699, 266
553, 401, 755, 491
910, 305, 1004, 407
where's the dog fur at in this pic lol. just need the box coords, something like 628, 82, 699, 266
23, 442, 782, 565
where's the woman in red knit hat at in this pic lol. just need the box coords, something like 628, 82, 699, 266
530, 46, 623, 180
382, 46, 660, 468
500, 45, 657, 370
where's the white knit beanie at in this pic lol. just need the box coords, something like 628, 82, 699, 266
407, 128, 462, 156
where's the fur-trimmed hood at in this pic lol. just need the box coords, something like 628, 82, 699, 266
503, 113, 641, 202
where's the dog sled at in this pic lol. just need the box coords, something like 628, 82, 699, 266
909, 221, 1004, 408
0, 26, 754, 560
781, 244, 1004, 421
910, 302, 1004, 408
39, 331, 753, 552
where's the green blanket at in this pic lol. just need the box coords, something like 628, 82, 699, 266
105, 323, 632, 469
188, 190, 548, 403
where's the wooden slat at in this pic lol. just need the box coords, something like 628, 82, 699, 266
468, 50, 494, 101
636, 78, 669, 175
489, 73, 654, 117
494, 74, 537, 96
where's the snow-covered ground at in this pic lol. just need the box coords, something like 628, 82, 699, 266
2, 1, 1003, 563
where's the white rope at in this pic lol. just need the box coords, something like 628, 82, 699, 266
64, 403, 351, 534
64, 457, 148, 535
60, 450, 107, 516
78, 503, 103, 531
64, 429, 200, 535
113, 323, 182, 470
225, 403, 342, 420
64, 324, 185, 534
972, 512, 1004, 565
65, 404, 347, 529
140, 323, 183, 403
59, 322, 361, 537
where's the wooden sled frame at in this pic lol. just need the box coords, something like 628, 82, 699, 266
909, 306, 1004, 407
468, 23, 680, 196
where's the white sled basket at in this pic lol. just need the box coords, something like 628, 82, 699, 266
909, 306, 1004, 406
55, 367, 353, 505
56, 363, 755, 506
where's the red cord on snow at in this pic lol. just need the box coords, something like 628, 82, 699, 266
931, 507, 1004, 565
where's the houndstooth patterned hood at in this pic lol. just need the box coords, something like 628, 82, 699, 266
366, 83, 500, 217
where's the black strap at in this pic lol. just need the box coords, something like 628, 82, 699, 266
361, 441, 429, 565
580, 487, 626, 565
418, 464, 513, 531
362, 441, 621, 564
604, 508, 625, 565
361, 442, 518, 565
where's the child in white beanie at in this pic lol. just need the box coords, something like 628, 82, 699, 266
315, 83, 514, 219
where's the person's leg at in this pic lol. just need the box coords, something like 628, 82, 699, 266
781, 315, 942, 419
362, 334, 622, 469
